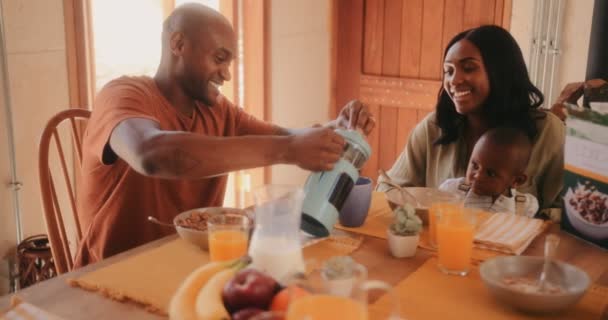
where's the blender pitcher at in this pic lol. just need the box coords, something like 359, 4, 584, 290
249, 185, 306, 283
301, 129, 372, 237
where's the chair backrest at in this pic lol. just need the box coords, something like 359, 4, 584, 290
38, 108, 91, 274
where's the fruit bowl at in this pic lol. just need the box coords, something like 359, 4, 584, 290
173, 207, 249, 250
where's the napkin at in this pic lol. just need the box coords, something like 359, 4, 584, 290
474, 213, 550, 255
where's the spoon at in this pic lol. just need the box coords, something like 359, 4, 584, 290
538, 234, 560, 292
147, 216, 175, 229
378, 169, 423, 208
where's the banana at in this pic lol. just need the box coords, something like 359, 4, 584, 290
168, 261, 229, 320
194, 267, 239, 320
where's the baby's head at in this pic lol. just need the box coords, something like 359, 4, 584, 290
466, 127, 532, 198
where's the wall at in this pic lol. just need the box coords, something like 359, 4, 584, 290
510, 0, 594, 105
556, 0, 594, 92
0, 0, 71, 294
509, 0, 535, 66
0, 19, 15, 293
269, 0, 331, 186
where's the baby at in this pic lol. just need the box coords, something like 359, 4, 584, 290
439, 127, 539, 216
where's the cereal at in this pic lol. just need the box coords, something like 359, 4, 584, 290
175, 211, 211, 231
502, 276, 564, 294
569, 182, 608, 225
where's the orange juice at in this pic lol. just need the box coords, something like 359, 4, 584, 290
286, 295, 367, 320
429, 203, 459, 247
208, 230, 248, 261
437, 213, 474, 274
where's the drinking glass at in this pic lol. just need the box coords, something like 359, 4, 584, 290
428, 202, 461, 248
207, 213, 251, 262
285, 261, 399, 320
436, 206, 477, 276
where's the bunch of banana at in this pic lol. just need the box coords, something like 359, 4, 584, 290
169, 257, 249, 320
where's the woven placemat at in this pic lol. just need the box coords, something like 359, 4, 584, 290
70, 235, 363, 316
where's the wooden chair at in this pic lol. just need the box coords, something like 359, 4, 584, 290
38, 108, 91, 274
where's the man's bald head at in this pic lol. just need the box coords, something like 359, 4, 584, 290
156, 3, 235, 106
162, 3, 233, 47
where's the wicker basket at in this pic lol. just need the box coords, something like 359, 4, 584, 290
17, 234, 56, 288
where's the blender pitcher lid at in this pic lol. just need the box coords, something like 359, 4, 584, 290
335, 129, 372, 160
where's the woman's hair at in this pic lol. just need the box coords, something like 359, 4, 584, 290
434, 25, 545, 145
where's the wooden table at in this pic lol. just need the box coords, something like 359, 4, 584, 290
1, 225, 607, 319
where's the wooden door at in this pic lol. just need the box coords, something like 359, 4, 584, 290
332, 0, 512, 181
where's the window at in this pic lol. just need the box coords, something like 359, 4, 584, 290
90, 0, 220, 91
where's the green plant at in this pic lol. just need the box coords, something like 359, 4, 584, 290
390, 204, 422, 236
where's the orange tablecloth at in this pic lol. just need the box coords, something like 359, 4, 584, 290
370, 258, 608, 320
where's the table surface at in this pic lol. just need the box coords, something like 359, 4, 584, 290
1, 225, 607, 319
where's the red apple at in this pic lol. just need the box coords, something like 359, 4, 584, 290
232, 308, 265, 320
222, 268, 279, 312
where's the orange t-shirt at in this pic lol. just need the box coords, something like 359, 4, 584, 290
74, 76, 275, 267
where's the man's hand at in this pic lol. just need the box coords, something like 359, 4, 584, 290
285, 127, 345, 171
555, 82, 585, 106
335, 100, 376, 135
551, 81, 585, 121
550, 79, 608, 121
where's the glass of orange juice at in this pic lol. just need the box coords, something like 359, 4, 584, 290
285, 259, 399, 320
207, 213, 251, 262
436, 206, 477, 276
428, 202, 460, 248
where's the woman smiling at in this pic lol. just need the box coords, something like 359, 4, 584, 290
377, 25, 565, 219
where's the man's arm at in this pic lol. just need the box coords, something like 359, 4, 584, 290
109, 118, 345, 179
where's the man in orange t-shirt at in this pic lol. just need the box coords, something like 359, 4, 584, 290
74, 3, 375, 267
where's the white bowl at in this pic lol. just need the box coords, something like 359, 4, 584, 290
480, 256, 590, 314
384, 187, 460, 225
173, 207, 248, 250
564, 188, 608, 240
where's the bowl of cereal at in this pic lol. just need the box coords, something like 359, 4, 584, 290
480, 256, 590, 314
173, 207, 249, 250
564, 182, 608, 240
